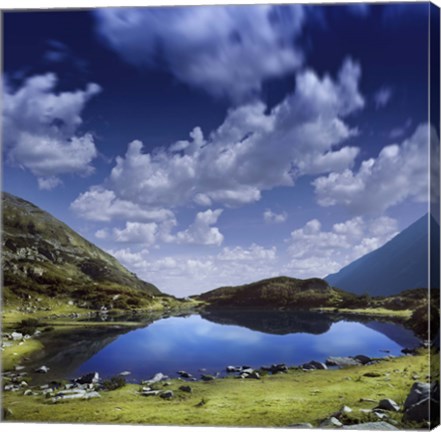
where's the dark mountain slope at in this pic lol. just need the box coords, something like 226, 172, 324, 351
2, 192, 161, 308
197, 276, 356, 309
326, 215, 440, 296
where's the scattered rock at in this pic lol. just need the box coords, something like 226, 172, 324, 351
75, 372, 99, 384
403, 382, 430, 410
177, 371, 192, 378
353, 355, 371, 365
14, 366, 25, 371
119, 371, 131, 376
261, 363, 288, 374
338, 406, 352, 416
401, 347, 417, 355
10, 332, 23, 341
226, 366, 240, 373
343, 422, 398, 430
160, 390, 174, 400
359, 409, 372, 414
302, 361, 327, 370
319, 416, 343, 428
179, 385, 192, 393
141, 390, 160, 397
35, 365, 49, 374
359, 398, 376, 403
377, 398, 400, 412
374, 412, 389, 420
288, 423, 313, 428
326, 357, 360, 367
201, 374, 216, 381
145, 372, 169, 385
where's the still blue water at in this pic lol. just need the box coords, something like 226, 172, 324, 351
73, 314, 420, 382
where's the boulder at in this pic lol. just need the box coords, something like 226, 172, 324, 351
326, 357, 360, 367
119, 371, 131, 376
35, 365, 49, 373
201, 374, 216, 381
160, 390, 174, 399
226, 366, 240, 373
343, 422, 398, 430
303, 361, 327, 370
243, 371, 260, 380
377, 399, 400, 412
403, 382, 430, 410
10, 332, 23, 341
177, 371, 192, 378
353, 355, 371, 365
75, 372, 99, 384
141, 390, 160, 396
145, 372, 169, 384
319, 417, 343, 428
179, 385, 192, 393
262, 363, 288, 374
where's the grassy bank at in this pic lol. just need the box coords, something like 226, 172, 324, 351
314, 307, 412, 320
2, 350, 433, 427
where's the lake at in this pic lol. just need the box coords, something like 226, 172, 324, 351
25, 310, 421, 384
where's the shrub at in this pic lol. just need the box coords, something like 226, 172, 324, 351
17, 318, 40, 335
102, 376, 126, 391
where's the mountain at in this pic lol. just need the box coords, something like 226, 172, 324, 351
197, 276, 357, 309
2, 192, 162, 309
325, 214, 440, 296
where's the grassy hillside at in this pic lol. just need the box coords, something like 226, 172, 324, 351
2, 192, 164, 310
197, 276, 356, 308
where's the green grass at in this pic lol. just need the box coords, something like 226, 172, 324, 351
2, 339, 44, 371
315, 307, 412, 319
2, 351, 434, 427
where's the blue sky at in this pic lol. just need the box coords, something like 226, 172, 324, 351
2, 3, 436, 295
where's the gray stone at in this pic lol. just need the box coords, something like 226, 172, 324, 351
319, 417, 343, 428
141, 390, 160, 396
403, 382, 430, 410
160, 390, 174, 399
343, 422, 398, 430
145, 372, 168, 384
35, 365, 49, 373
403, 397, 431, 422
201, 374, 216, 381
288, 423, 313, 428
377, 398, 400, 412
226, 366, 240, 373
75, 372, 99, 384
177, 370, 192, 378
303, 361, 327, 370
83, 391, 101, 399
119, 371, 131, 376
10, 332, 23, 341
179, 385, 192, 393
353, 355, 371, 365
326, 357, 360, 367
14, 365, 25, 371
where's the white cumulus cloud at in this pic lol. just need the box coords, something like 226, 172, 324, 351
94, 5, 304, 101
74, 59, 364, 215
3, 73, 101, 188
113, 222, 158, 245
313, 124, 430, 214
175, 209, 224, 246
263, 209, 288, 224
285, 216, 399, 278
